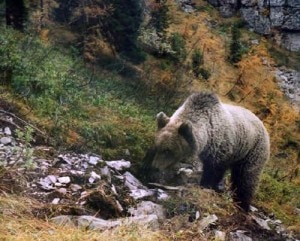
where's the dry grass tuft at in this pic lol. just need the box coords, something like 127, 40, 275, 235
0, 195, 168, 241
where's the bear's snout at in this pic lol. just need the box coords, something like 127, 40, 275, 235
152, 156, 176, 171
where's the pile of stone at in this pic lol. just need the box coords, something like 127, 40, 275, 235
0, 122, 169, 229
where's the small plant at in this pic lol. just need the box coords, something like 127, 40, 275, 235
198, 67, 211, 80
192, 49, 204, 77
15, 126, 35, 169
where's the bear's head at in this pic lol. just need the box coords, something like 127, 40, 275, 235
151, 112, 197, 171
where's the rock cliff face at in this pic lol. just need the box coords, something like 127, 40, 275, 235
207, 0, 300, 51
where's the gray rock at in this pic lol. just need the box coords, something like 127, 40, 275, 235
46, 175, 57, 184
275, 68, 300, 110
230, 230, 252, 241
282, 9, 300, 31
100, 166, 112, 183
76, 214, 160, 230
281, 32, 300, 52
0, 137, 12, 145
252, 215, 271, 230
270, 7, 284, 27
125, 214, 160, 230
269, 0, 285, 7
88, 171, 101, 184
4, 127, 12, 136
57, 188, 67, 195
57, 176, 71, 184
123, 171, 154, 199
70, 184, 82, 192
77, 216, 121, 230
241, 8, 271, 35
58, 154, 73, 165
128, 201, 165, 220
250, 205, 258, 212
156, 188, 170, 200
241, 0, 257, 7
52, 198, 60, 204
182, 4, 195, 13
287, 0, 300, 7
106, 159, 131, 171
38, 181, 55, 190
88, 156, 101, 165
199, 214, 218, 230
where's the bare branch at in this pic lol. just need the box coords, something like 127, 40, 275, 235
0, 109, 46, 136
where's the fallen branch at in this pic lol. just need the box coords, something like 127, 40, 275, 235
0, 117, 22, 129
148, 182, 185, 191
0, 109, 46, 136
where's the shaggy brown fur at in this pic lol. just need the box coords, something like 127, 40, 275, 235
151, 92, 270, 212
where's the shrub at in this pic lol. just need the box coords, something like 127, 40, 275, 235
192, 49, 204, 77
198, 67, 211, 80
169, 32, 187, 63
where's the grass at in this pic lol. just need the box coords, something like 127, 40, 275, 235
0, 195, 167, 241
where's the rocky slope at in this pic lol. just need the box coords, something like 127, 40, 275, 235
0, 110, 299, 240
207, 0, 300, 51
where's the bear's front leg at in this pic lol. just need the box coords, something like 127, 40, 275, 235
200, 160, 226, 192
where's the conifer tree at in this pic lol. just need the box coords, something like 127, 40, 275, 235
229, 24, 242, 63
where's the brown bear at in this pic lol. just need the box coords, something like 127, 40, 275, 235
151, 92, 270, 212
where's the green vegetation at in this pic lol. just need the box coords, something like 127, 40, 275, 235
268, 45, 300, 71
15, 126, 35, 168
169, 32, 187, 63
228, 24, 243, 63
192, 48, 204, 77
191, 49, 210, 80
0, 26, 163, 167
257, 172, 300, 224
150, 0, 170, 35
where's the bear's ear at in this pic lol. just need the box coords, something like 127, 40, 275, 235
156, 112, 170, 129
178, 121, 195, 147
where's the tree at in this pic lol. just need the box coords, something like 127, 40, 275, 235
170, 33, 186, 63
101, 0, 145, 63
192, 49, 203, 77
229, 24, 242, 63
56, 0, 145, 64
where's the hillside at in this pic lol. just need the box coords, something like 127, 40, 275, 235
0, 0, 299, 240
